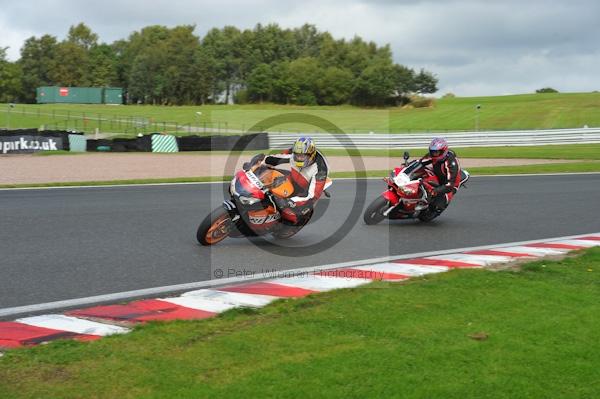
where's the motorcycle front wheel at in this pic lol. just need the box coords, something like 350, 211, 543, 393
197, 208, 232, 246
363, 196, 389, 225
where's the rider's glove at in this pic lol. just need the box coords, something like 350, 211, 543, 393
422, 181, 436, 197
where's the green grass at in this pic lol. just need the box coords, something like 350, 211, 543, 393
2, 92, 600, 136
1, 162, 598, 189
1, 248, 599, 398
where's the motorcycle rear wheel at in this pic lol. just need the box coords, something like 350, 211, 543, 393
363, 197, 389, 225
197, 208, 232, 246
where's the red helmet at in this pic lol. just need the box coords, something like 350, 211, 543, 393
429, 137, 449, 163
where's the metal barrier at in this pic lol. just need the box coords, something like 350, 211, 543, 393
268, 128, 600, 149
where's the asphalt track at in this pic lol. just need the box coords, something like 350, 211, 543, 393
1, 173, 599, 309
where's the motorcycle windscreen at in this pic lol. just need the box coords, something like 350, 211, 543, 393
402, 161, 426, 179
234, 171, 265, 199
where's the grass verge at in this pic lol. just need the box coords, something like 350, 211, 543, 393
1, 248, 599, 398
1, 162, 599, 189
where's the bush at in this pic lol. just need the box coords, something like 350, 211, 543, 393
536, 87, 559, 93
409, 95, 436, 108
442, 92, 456, 99
234, 89, 249, 104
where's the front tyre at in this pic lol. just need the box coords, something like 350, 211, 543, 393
363, 196, 389, 225
417, 206, 440, 222
197, 208, 232, 246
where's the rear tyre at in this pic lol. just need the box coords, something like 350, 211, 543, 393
197, 208, 232, 246
363, 196, 389, 225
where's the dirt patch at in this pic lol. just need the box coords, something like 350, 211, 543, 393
485, 252, 579, 272
1, 153, 578, 185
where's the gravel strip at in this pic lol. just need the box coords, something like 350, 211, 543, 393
2, 153, 579, 185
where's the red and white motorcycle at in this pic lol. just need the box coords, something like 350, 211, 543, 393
363, 152, 469, 225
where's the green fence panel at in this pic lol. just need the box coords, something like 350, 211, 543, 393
68, 134, 87, 152
151, 135, 179, 153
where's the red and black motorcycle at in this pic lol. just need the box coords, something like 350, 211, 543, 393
363, 152, 469, 225
197, 154, 332, 246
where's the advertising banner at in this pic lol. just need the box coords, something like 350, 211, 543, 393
0, 136, 63, 154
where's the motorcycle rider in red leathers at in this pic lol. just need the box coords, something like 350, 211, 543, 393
263, 136, 330, 224
420, 137, 463, 215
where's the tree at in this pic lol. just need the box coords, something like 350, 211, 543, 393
162, 25, 202, 104
122, 25, 202, 104
392, 64, 416, 97
0, 48, 22, 102
118, 25, 171, 103
316, 66, 353, 105
352, 60, 396, 106
67, 23, 98, 50
18, 34, 58, 102
247, 63, 273, 102
202, 26, 243, 103
190, 46, 217, 104
50, 41, 89, 86
284, 57, 321, 105
414, 69, 438, 94
11, 22, 438, 106
49, 24, 103, 87
88, 44, 118, 86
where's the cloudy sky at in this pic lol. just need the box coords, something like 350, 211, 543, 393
1, 0, 598, 96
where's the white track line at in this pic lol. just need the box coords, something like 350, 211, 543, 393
346, 263, 421, 275
373, 263, 450, 276
1, 172, 599, 191
270, 275, 370, 292
16, 314, 129, 336
424, 253, 516, 265
158, 297, 235, 313
551, 239, 600, 247
2, 232, 598, 318
181, 289, 278, 307
491, 246, 567, 256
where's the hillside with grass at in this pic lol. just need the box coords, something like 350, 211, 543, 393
2, 92, 599, 136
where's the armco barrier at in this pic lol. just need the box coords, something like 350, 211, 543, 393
268, 128, 600, 149
176, 133, 269, 151
84, 133, 269, 152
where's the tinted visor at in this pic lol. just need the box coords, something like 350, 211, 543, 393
293, 153, 308, 164
430, 149, 443, 157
